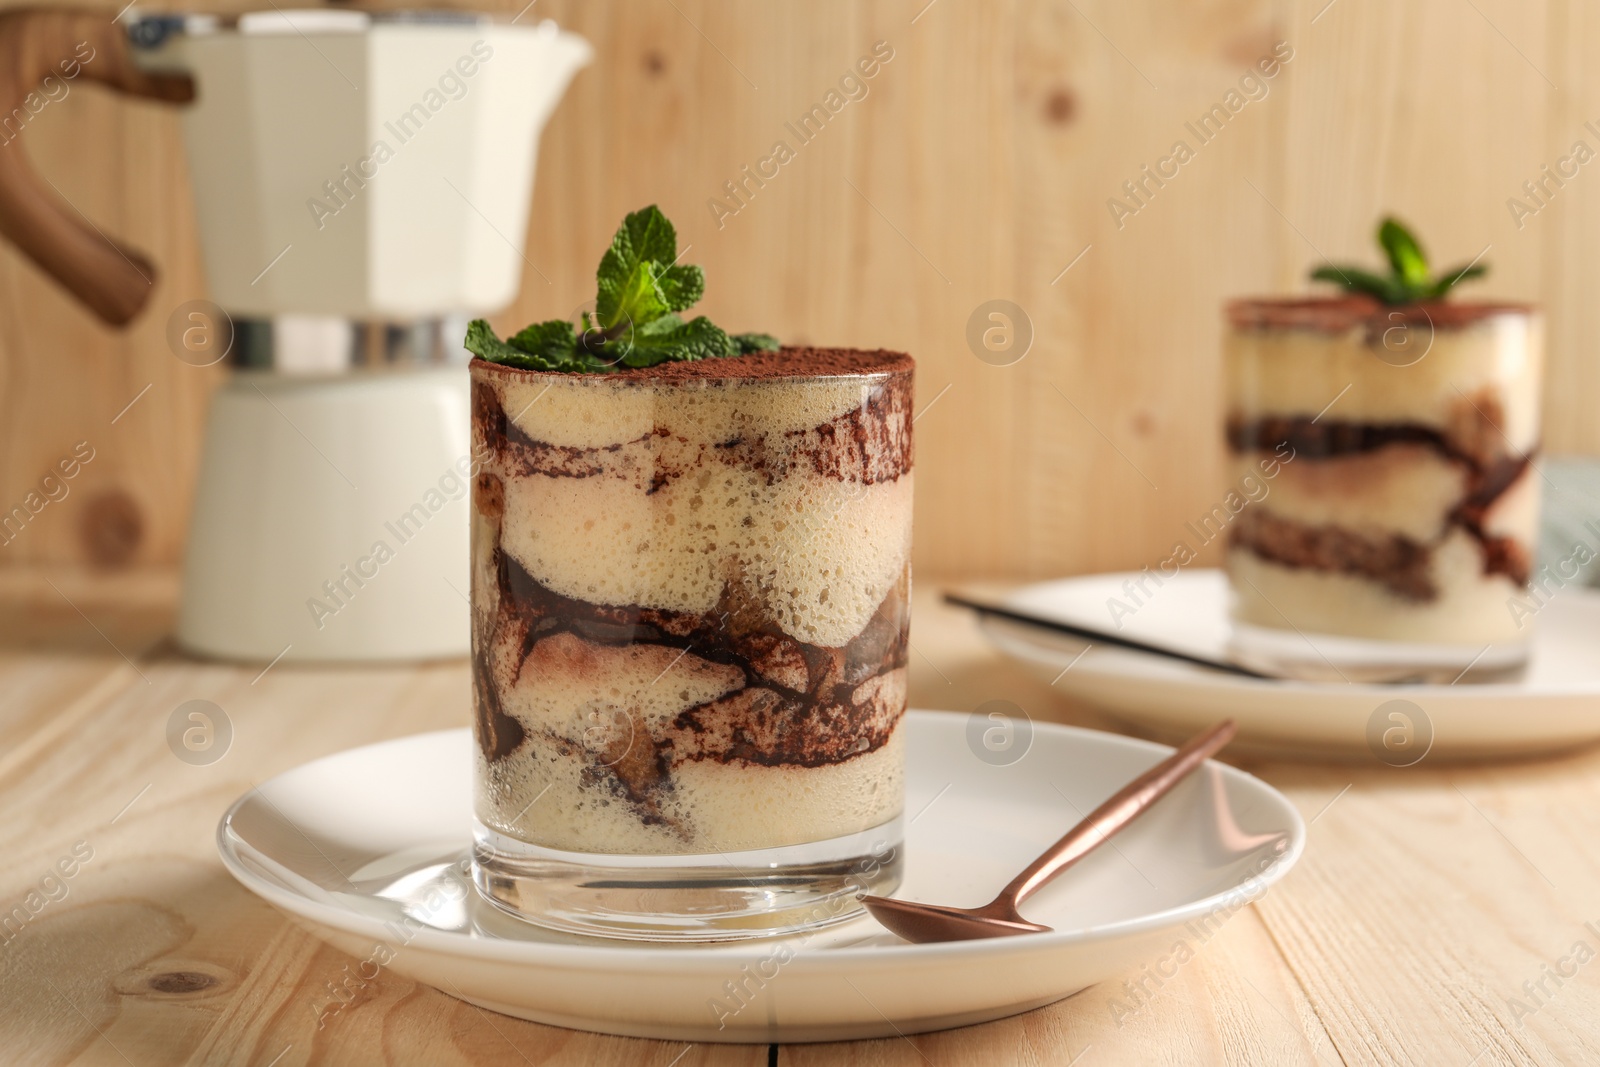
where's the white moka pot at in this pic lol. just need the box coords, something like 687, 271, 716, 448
0, 10, 587, 662
134, 10, 592, 317
183, 363, 474, 662
137, 11, 591, 662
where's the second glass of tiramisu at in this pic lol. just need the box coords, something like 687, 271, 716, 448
1224, 219, 1542, 681
465, 208, 912, 939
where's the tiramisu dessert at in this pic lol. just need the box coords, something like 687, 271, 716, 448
1225, 219, 1542, 679
464, 207, 912, 938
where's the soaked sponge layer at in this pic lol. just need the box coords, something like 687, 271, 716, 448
497, 370, 914, 648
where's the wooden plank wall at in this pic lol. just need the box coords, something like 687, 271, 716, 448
0, 0, 1583, 578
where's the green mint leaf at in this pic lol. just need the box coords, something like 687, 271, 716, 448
607, 260, 672, 333
1309, 265, 1405, 304
465, 318, 538, 364
618, 315, 734, 368
733, 332, 780, 354
621, 205, 677, 266
1426, 262, 1488, 299
657, 263, 704, 313
467, 319, 598, 372
510, 319, 580, 361
636, 312, 685, 335
597, 205, 678, 329
1377, 217, 1430, 289
469, 206, 779, 373
1309, 217, 1490, 305
595, 256, 630, 329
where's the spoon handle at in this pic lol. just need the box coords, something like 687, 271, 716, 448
1000, 720, 1238, 908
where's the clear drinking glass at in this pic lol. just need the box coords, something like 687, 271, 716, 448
468, 349, 913, 940
1223, 298, 1543, 682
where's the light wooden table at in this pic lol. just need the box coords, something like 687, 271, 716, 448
3, 567, 1597, 1066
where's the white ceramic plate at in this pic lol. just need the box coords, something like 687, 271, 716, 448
979, 569, 1600, 759
217, 711, 1303, 1043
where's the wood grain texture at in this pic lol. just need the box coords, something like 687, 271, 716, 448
5, 569, 1600, 1065
0, 0, 1591, 581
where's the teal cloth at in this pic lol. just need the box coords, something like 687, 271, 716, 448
1538, 456, 1600, 586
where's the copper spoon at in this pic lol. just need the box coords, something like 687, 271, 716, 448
861, 719, 1238, 943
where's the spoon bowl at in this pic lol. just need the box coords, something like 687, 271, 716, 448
860, 895, 1050, 942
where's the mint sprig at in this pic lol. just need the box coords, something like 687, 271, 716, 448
465, 205, 779, 371
1309, 216, 1487, 304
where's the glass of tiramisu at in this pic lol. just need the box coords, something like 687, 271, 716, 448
1224, 219, 1542, 682
464, 207, 911, 939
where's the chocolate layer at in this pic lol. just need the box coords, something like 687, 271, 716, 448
1229, 416, 1468, 464
490, 547, 907, 762
1227, 415, 1533, 593
1231, 507, 1530, 599
475, 537, 908, 825
1453, 454, 1534, 587
1230, 508, 1435, 600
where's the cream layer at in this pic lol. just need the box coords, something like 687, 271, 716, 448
1229, 539, 1525, 644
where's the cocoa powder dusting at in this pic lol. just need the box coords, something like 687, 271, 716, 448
1227, 296, 1533, 337
472, 346, 913, 383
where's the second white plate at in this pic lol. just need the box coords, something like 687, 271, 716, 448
979, 569, 1600, 759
